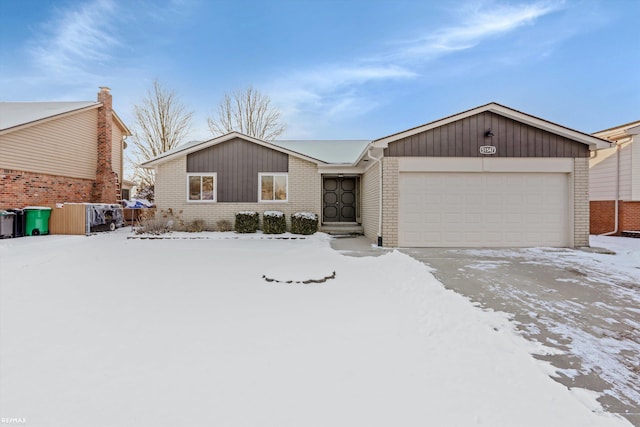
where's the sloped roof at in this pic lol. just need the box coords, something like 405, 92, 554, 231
0, 101, 99, 131
271, 140, 370, 164
592, 119, 640, 141
141, 132, 329, 168
373, 102, 611, 150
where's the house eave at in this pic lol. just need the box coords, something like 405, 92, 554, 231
317, 164, 367, 174
112, 111, 132, 137
141, 131, 328, 168
372, 102, 612, 151
0, 103, 101, 136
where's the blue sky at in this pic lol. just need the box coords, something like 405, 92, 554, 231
1, 0, 639, 145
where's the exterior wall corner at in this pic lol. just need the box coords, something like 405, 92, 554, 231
381, 157, 399, 247
573, 157, 590, 247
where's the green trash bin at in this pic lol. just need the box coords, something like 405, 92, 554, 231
24, 207, 52, 236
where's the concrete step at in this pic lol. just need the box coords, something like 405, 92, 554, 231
320, 224, 364, 236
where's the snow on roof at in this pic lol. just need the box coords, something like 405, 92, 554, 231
271, 140, 371, 164
145, 136, 371, 167
0, 101, 99, 131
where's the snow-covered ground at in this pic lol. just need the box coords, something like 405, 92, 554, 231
0, 230, 632, 427
452, 235, 640, 414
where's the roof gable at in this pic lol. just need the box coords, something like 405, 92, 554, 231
141, 132, 328, 168
374, 102, 611, 150
384, 111, 590, 158
593, 120, 640, 141
0, 101, 99, 132
0, 101, 131, 137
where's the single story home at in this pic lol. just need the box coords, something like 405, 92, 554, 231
589, 120, 640, 235
142, 102, 610, 248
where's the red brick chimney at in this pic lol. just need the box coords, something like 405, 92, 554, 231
92, 86, 118, 203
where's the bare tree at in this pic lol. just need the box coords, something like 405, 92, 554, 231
207, 86, 286, 141
130, 80, 193, 189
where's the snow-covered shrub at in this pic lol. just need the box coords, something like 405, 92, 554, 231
186, 219, 206, 232
291, 212, 318, 235
216, 219, 232, 232
263, 211, 286, 234
235, 211, 259, 233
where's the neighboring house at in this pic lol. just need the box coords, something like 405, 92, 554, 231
143, 102, 609, 248
0, 87, 131, 208
589, 120, 640, 235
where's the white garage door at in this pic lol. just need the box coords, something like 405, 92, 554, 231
398, 172, 569, 247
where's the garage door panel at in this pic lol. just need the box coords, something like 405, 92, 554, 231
399, 172, 568, 247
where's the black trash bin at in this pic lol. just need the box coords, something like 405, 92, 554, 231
7, 209, 25, 238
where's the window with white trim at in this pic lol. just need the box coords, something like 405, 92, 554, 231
187, 173, 217, 202
259, 173, 288, 202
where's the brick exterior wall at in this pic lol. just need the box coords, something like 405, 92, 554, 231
381, 157, 399, 247
590, 201, 616, 235
0, 169, 94, 208
92, 87, 118, 203
590, 200, 640, 234
154, 155, 322, 230
573, 157, 590, 247
622, 201, 640, 231
361, 163, 380, 243
0, 88, 122, 209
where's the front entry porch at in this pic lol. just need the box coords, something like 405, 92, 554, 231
321, 175, 363, 235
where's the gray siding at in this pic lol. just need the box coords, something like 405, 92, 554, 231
187, 137, 288, 202
385, 112, 589, 158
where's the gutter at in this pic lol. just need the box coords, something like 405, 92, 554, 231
600, 141, 622, 236
367, 148, 384, 246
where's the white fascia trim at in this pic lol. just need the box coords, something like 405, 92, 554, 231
317, 165, 366, 174
142, 132, 326, 168
372, 103, 611, 150
0, 104, 101, 136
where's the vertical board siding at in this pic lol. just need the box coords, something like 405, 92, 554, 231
186, 138, 288, 203
385, 112, 589, 158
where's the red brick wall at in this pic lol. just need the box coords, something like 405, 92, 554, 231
621, 201, 640, 232
590, 200, 640, 234
0, 169, 94, 209
92, 87, 118, 203
590, 201, 615, 234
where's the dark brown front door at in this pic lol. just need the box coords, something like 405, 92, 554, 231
323, 177, 356, 222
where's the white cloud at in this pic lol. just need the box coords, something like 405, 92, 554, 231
267, 64, 414, 137
29, 0, 120, 79
391, 1, 562, 62
269, 1, 562, 137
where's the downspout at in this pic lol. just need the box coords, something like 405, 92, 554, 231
600, 141, 620, 236
367, 149, 384, 246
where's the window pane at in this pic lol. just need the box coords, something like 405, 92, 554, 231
202, 176, 214, 200
274, 176, 287, 200
189, 176, 201, 200
261, 176, 274, 201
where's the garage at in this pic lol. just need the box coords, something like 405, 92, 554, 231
369, 103, 611, 248
398, 171, 569, 247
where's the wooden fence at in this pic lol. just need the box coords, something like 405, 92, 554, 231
46, 204, 156, 235
48, 203, 87, 235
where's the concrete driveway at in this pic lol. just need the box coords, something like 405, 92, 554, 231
332, 237, 640, 426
